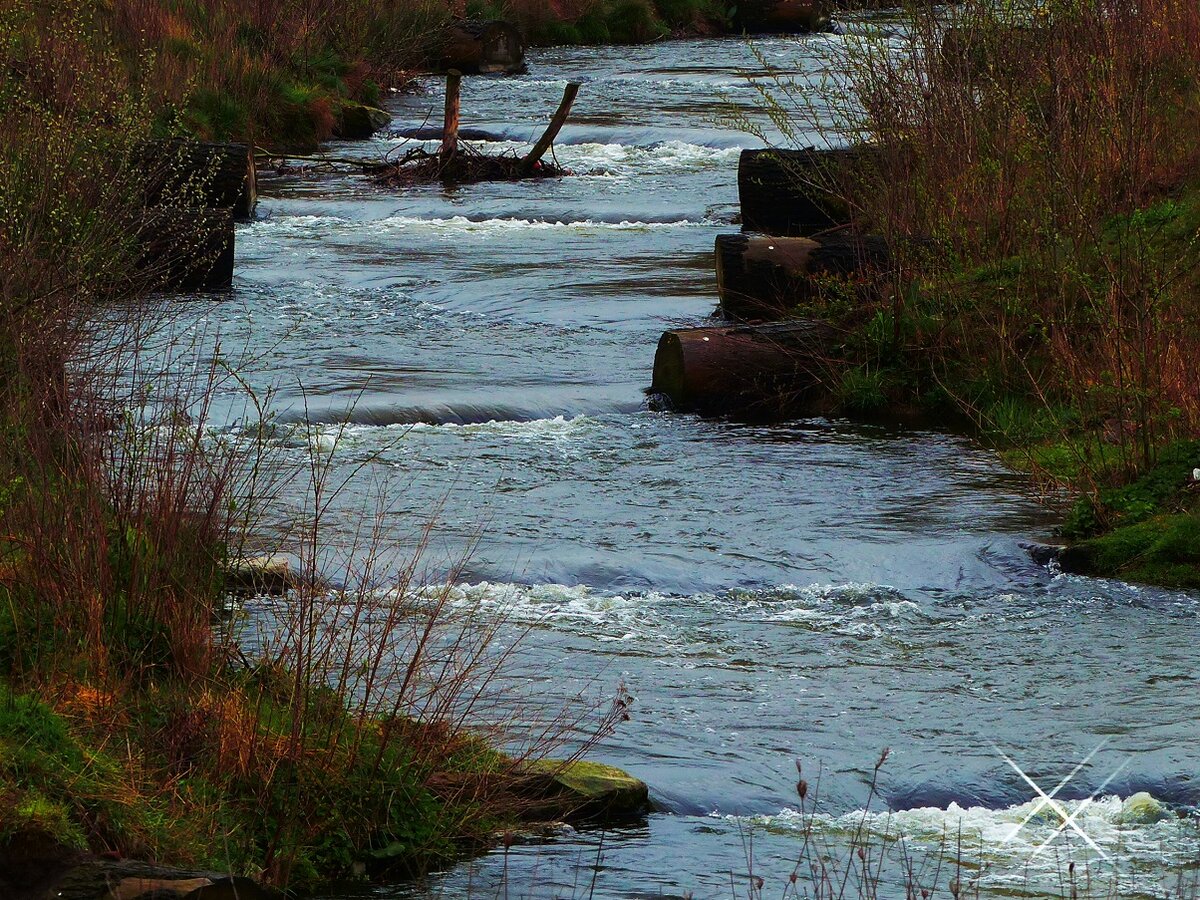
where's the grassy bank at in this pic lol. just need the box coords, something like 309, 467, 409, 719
475, 0, 731, 45
769, 0, 1200, 585
24, 0, 733, 152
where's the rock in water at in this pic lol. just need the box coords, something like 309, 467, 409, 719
1120, 791, 1167, 824
225, 554, 292, 596
517, 760, 650, 824
334, 103, 393, 140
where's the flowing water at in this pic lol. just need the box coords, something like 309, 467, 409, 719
184, 21, 1200, 898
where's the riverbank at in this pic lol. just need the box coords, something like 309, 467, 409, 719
0, 1, 646, 891
74, 0, 833, 151
54, 32, 1200, 899
767, 0, 1200, 586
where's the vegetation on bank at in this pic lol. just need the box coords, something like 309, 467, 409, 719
472, 0, 732, 45
13, 0, 732, 152
0, 0, 635, 890
766, 0, 1200, 584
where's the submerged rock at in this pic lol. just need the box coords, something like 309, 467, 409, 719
516, 759, 651, 825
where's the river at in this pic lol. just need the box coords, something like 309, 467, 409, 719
187, 19, 1200, 899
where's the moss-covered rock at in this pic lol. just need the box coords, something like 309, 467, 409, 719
1059, 512, 1200, 589
333, 103, 393, 140
516, 760, 650, 825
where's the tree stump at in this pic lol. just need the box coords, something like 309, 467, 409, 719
734, 0, 832, 33
136, 206, 234, 292
441, 20, 526, 75
716, 232, 891, 319
738, 147, 878, 236
652, 320, 838, 414
136, 140, 257, 221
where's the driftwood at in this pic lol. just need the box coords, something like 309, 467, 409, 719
375, 78, 578, 185
738, 147, 881, 236
441, 20, 526, 75
521, 82, 580, 175
136, 139, 256, 221
716, 232, 891, 320
136, 206, 234, 292
652, 320, 837, 413
734, 0, 832, 33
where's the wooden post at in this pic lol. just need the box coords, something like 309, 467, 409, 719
441, 70, 462, 165
738, 147, 875, 236
136, 140, 257, 221
521, 82, 580, 175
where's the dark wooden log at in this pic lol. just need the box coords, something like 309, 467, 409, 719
734, 0, 832, 33
738, 147, 877, 236
137, 140, 256, 221
136, 206, 234, 293
652, 320, 837, 413
441, 20, 526, 75
716, 232, 891, 320
521, 81, 580, 175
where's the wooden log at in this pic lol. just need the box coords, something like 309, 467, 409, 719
48, 859, 280, 900
441, 20, 526, 75
521, 81, 580, 175
738, 147, 875, 236
652, 320, 837, 413
137, 139, 257, 221
442, 70, 463, 164
734, 0, 832, 32
136, 206, 234, 293
716, 232, 891, 320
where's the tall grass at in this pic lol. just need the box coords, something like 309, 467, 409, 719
0, 0, 625, 885
752, 0, 1200, 495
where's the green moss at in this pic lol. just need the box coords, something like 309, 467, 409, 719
1061, 512, 1200, 588
836, 367, 888, 414
0, 689, 154, 852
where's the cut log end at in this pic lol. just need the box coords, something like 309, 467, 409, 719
652, 320, 837, 415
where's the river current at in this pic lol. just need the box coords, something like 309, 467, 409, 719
178, 20, 1200, 899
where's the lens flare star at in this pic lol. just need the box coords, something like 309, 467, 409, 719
993, 742, 1130, 862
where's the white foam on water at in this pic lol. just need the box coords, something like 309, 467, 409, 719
430, 581, 926, 647
550, 140, 742, 176
375, 135, 740, 176
739, 793, 1198, 894
398, 414, 601, 439
374, 214, 711, 233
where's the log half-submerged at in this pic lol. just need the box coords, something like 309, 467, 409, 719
716, 232, 891, 320
652, 320, 837, 413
